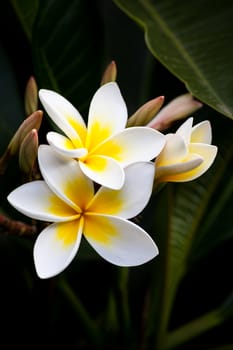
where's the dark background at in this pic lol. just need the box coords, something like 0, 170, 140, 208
0, 1, 232, 349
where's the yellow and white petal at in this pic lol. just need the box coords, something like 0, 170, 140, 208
79, 155, 125, 190
191, 120, 212, 144
94, 127, 165, 166
155, 156, 203, 183
88, 162, 155, 218
84, 214, 158, 266
47, 131, 88, 158
156, 134, 188, 167
7, 181, 78, 221
33, 219, 83, 279
86, 82, 128, 150
176, 117, 193, 144
187, 143, 218, 179
39, 89, 87, 146
38, 145, 94, 211
157, 142, 217, 182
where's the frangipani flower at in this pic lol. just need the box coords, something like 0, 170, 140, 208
39, 82, 165, 189
8, 145, 158, 279
155, 117, 217, 183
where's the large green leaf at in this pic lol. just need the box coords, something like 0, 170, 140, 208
165, 288, 233, 349
167, 120, 231, 298
187, 114, 233, 263
190, 164, 233, 263
114, 0, 233, 119
145, 114, 233, 349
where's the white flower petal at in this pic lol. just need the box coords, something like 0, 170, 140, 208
38, 145, 94, 210
79, 155, 125, 189
33, 219, 83, 279
157, 143, 217, 182
7, 181, 78, 222
47, 131, 88, 158
86, 82, 128, 150
88, 162, 155, 218
191, 120, 212, 144
94, 127, 165, 166
155, 155, 203, 183
84, 214, 158, 266
156, 134, 188, 167
176, 117, 193, 144
187, 143, 218, 179
39, 89, 87, 145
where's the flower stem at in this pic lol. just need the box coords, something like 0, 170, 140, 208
57, 276, 101, 348
118, 267, 131, 331
116, 267, 135, 348
0, 214, 37, 236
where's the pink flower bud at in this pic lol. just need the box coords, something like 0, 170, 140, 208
148, 93, 203, 131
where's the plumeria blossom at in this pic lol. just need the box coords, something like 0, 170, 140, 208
39, 82, 165, 189
155, 117, 218, 183
8, 145, 158, 279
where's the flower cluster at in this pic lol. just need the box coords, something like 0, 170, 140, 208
7, 81, 217, 279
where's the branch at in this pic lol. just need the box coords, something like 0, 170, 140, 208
0, 214, 37, 236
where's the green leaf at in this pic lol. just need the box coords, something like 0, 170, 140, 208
186, 113, 233, 262
165, 289, 233, 349
10, 0, 39, 41
190, 166, 233, 263
167, 121, 232, 308
30, 0, 104, 117
32, 0, 104, 115
114, 0, 233, 119
165, 308, 222, 350
146, 114, 233, 348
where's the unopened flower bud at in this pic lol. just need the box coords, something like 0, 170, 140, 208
148, 93, 203, 131
8, 110, 43, 156
19, 129, 38, 175
25, 76, 38, 116
101, 61, 117, 85
127, 96, 165, 127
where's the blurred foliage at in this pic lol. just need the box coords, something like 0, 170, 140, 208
0, 1, 232, 349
